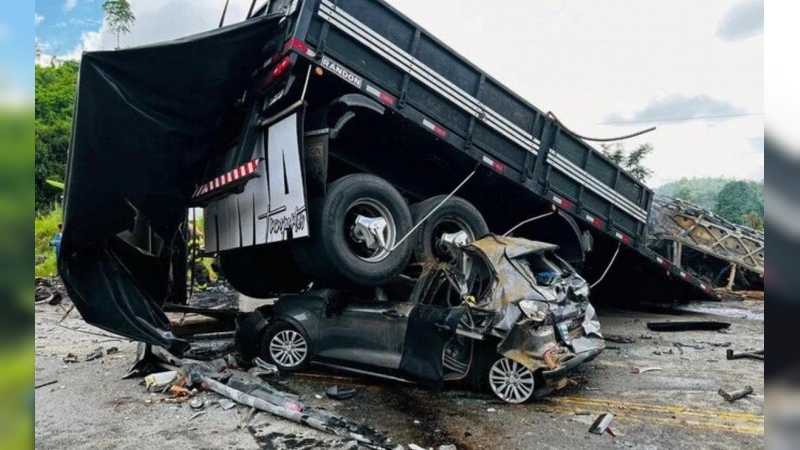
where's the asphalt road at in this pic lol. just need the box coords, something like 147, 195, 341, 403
35, 298, 763, 449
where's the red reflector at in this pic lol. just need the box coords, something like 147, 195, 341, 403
423, 119, 447, 138
656, 256, 670, 268
585, 214, 603, 228
482, 156, 505, 173
379, 92, 395, 106
553, 195, 572, 209
271, 56, 292, 78
285, 39, 315, 57
614, 232, 632, 245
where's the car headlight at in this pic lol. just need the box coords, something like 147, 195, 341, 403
518, 300, 549, 323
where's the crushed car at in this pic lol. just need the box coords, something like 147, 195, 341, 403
236, 235, 604, 403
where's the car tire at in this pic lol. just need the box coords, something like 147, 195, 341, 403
220, 244, 310, 298
409, 195, 488, 265
486, 355, 537, 404
294, 174, 414, 287
261, 321, 311, 372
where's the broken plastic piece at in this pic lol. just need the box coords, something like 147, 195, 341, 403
647, 321, 731, 332
144, 371, 178, 391
325, 385, 357, 401
589, 413, 615, 436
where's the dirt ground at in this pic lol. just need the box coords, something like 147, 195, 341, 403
35, 298, 763, 450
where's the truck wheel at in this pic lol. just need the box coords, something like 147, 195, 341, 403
409, 195, 488, 265
220, 244, 310, 298
294, 174, 414, 286
261, 321, 311, 372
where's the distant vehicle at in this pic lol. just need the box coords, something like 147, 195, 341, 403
237, 236, 605, 403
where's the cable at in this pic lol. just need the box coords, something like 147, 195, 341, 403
590, 242, 621, 289
547, 111, 656, 142
503, 212, 555, 237
389, 165, 478, 252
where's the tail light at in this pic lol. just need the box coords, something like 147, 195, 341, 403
260, 56, 293, 91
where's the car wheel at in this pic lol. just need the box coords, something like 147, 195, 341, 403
261, 321, 311, 372
487, 357, 536, 404
409, 195, 488, 265
294, 174, 414, 287
220, 244, 310, 298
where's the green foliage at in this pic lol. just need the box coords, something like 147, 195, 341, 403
657, 177, 739, 211
35, 208, 63, 277
716, 180, 764, 227
743, 211, 764, 231
35, 62, 79, 212
600, 143, 654, 182
103, 0, 136, 49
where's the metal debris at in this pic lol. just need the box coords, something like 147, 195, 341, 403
35, 380, 58, 389
647, 321, 731, 332
631, 367, 664, 374
726, 349, 764, 361
718, 386, 754, 402
189, 397, 205, 410
326, 385, 357, 401
189, 411, 206, 421
589, 413, 616, 436
63, 353, 78, 364
218, 399, 237, 411
85, 347, 105, 361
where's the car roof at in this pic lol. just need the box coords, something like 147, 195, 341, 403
466, 235, 559, 264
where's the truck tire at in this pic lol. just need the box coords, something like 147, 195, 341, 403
409, 195, 489, 265
220, 244, 310, 298
294, 174, 414, 287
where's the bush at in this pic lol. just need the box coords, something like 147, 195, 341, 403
34, 208, 62, 278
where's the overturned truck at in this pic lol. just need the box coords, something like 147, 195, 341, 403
60, 0, 741, 354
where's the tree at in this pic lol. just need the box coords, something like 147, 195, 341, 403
102, 0, 136, 50
743, 211, 764, 231
600, 143, 654, 182
715, 180, 762, 225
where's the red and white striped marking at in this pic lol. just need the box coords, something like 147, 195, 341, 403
614, 232, 633, 245
193, 159, 260, 200
482, 156, 505, 173
585, 213, 603, 228
679, 270, 691, 281
552, 195, 572, 209
286, 39, 316, 58
365, 84, 395, 106
422, 119, 447, 138
656, 256, 670, 268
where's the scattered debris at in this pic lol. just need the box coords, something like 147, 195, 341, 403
326, 385, 357, 401
487, 408, 498, 413
189, 397, 205, 410
652, 350, 662, 356
718, 386, 754, 402
35, 380, 58, 389
63, 353, 79, 364
726, 349, 764, 361
85, 347, 105, 361
218, 399, 237, 411
631, 367, 663, 375
674, 343, 705, 350
589, 413, 616, 436
106, 347, 120, 355
144, 371, 178, 391
35, 277, 67, 305
189, 411, 206, 421
439, 445, 457, 450
647, 321, 731, 332
604, 335, 636, 344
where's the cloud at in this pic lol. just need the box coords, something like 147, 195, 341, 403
64, 0, 79, 12
35, 13, 45, 26
603, 94, 748, 125
55, 0, 250, 60
717, 0, 763, 41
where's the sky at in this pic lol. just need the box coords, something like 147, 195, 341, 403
31, 0, 764, 187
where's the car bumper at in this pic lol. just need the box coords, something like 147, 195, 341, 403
541, 337, 605, 382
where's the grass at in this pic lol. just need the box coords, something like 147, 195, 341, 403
34, 208, 61, 277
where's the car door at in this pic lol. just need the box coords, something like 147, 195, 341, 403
314, 297, 413, 371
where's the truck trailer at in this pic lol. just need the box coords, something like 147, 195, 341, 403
59, 0, 750, 353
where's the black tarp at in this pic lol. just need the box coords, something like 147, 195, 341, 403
59, 16, 282, 353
